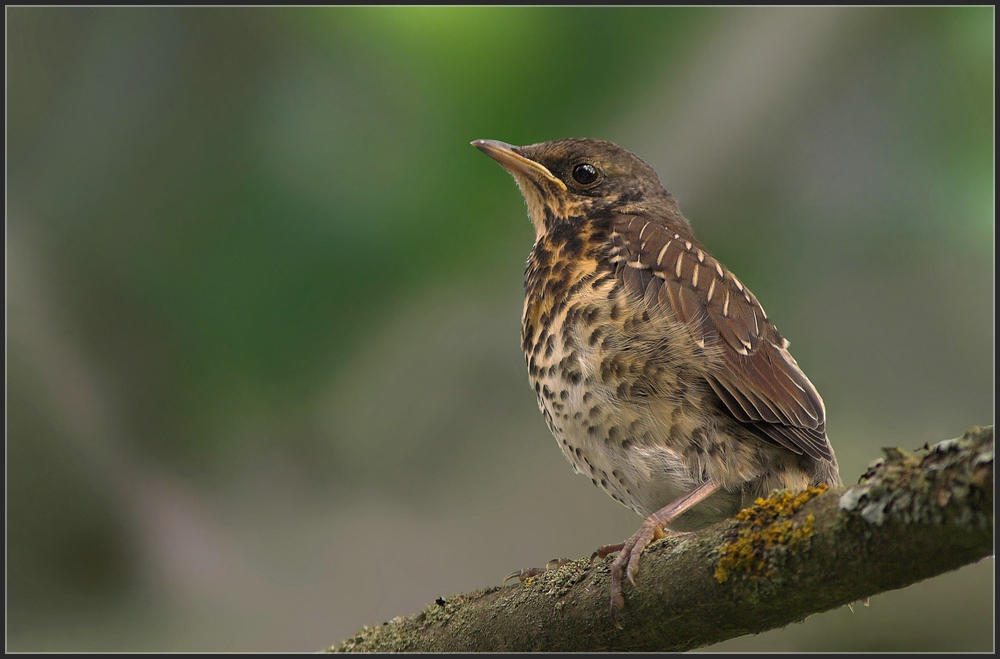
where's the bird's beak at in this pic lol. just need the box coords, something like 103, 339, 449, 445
471, 139, 567, 192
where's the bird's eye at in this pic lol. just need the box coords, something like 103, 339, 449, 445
571, 163, 600, 186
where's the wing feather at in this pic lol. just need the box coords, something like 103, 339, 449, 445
615, 215, 833, 461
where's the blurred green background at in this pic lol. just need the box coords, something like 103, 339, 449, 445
6, 6, 993, 652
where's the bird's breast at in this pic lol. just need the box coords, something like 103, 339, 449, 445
520, 237, 732, 519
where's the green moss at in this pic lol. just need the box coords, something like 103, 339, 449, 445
714, 484, 827, 584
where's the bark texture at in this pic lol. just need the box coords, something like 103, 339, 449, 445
331, 425, 994, 652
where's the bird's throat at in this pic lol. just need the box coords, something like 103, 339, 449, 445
510, 175, 584, 240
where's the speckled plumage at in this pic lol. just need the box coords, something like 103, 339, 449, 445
474, 137, 841, 622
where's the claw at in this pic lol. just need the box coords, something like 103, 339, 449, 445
502, 566, 544, 586
502, 559, 571, 587
610, 592, 625, 629
502, 571, 522, 587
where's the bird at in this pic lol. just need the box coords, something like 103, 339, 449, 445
471, 137, 841, 626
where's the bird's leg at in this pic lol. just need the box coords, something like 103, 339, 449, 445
602, 479, 720, 627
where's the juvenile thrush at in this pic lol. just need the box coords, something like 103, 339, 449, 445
472, 138, 841, 626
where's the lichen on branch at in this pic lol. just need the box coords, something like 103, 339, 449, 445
715, 483, 827, 584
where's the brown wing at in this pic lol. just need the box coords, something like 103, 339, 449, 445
611, 215, 833, 462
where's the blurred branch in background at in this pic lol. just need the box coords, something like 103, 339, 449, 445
333, 426, 994, 652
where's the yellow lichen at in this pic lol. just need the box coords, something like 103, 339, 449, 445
714, 484, 827, 584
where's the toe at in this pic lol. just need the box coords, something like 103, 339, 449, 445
610, 594, 625, 629
591, 541, 626, 562
502, 566, 545, 586
503, 558, 574, 587
502, 571, 521, 586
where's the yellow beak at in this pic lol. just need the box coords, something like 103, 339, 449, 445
471, 139, 567, 192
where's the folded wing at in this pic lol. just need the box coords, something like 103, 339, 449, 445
611, 215, 833, 462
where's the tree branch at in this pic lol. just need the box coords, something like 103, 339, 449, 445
330, 425, 994, 652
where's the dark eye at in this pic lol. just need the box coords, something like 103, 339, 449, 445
571, 163, 600, 186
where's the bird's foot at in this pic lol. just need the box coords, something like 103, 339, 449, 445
502, 558, 572, 587
592, 480, 719, 627
595, 523, 686, 628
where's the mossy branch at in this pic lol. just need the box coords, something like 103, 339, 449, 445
330, 425, 994, 652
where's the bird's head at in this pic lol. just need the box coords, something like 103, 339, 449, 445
472, 137, 685, 239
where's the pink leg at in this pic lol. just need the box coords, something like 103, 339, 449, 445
605, 479, 720, 627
